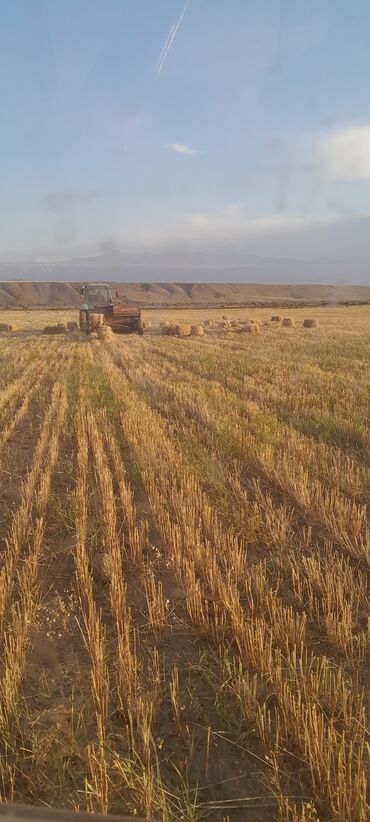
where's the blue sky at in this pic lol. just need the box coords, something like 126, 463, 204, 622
1, 0, 370, 261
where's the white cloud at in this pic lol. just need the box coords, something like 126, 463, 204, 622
318, 125, 370, 181
6, 206, 370, 266
166, 143, 199, 155
113, 204, 352, 254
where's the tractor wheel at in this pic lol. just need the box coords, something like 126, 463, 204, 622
137, 318, 144, 336
79, 310, 89, 334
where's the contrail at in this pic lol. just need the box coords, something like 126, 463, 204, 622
155, 21, 176, 75
155, 0, 191, 78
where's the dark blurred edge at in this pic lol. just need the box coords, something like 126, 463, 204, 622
0, 805, 153, 822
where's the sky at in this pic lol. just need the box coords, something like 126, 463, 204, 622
1, 0, 370, 266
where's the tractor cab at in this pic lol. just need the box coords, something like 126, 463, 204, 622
80, 283, 115, 309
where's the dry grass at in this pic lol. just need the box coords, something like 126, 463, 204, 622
0, 305, 368, 821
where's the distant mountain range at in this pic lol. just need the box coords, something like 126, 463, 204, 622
0, 250, 369, 307
0, 280, 369, 308
0, 249, 369, 285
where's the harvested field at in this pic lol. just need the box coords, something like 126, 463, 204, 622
0, 305, 368, 821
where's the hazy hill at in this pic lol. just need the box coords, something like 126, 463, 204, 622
0, 280, 369, 308
0, 249, 369, 286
